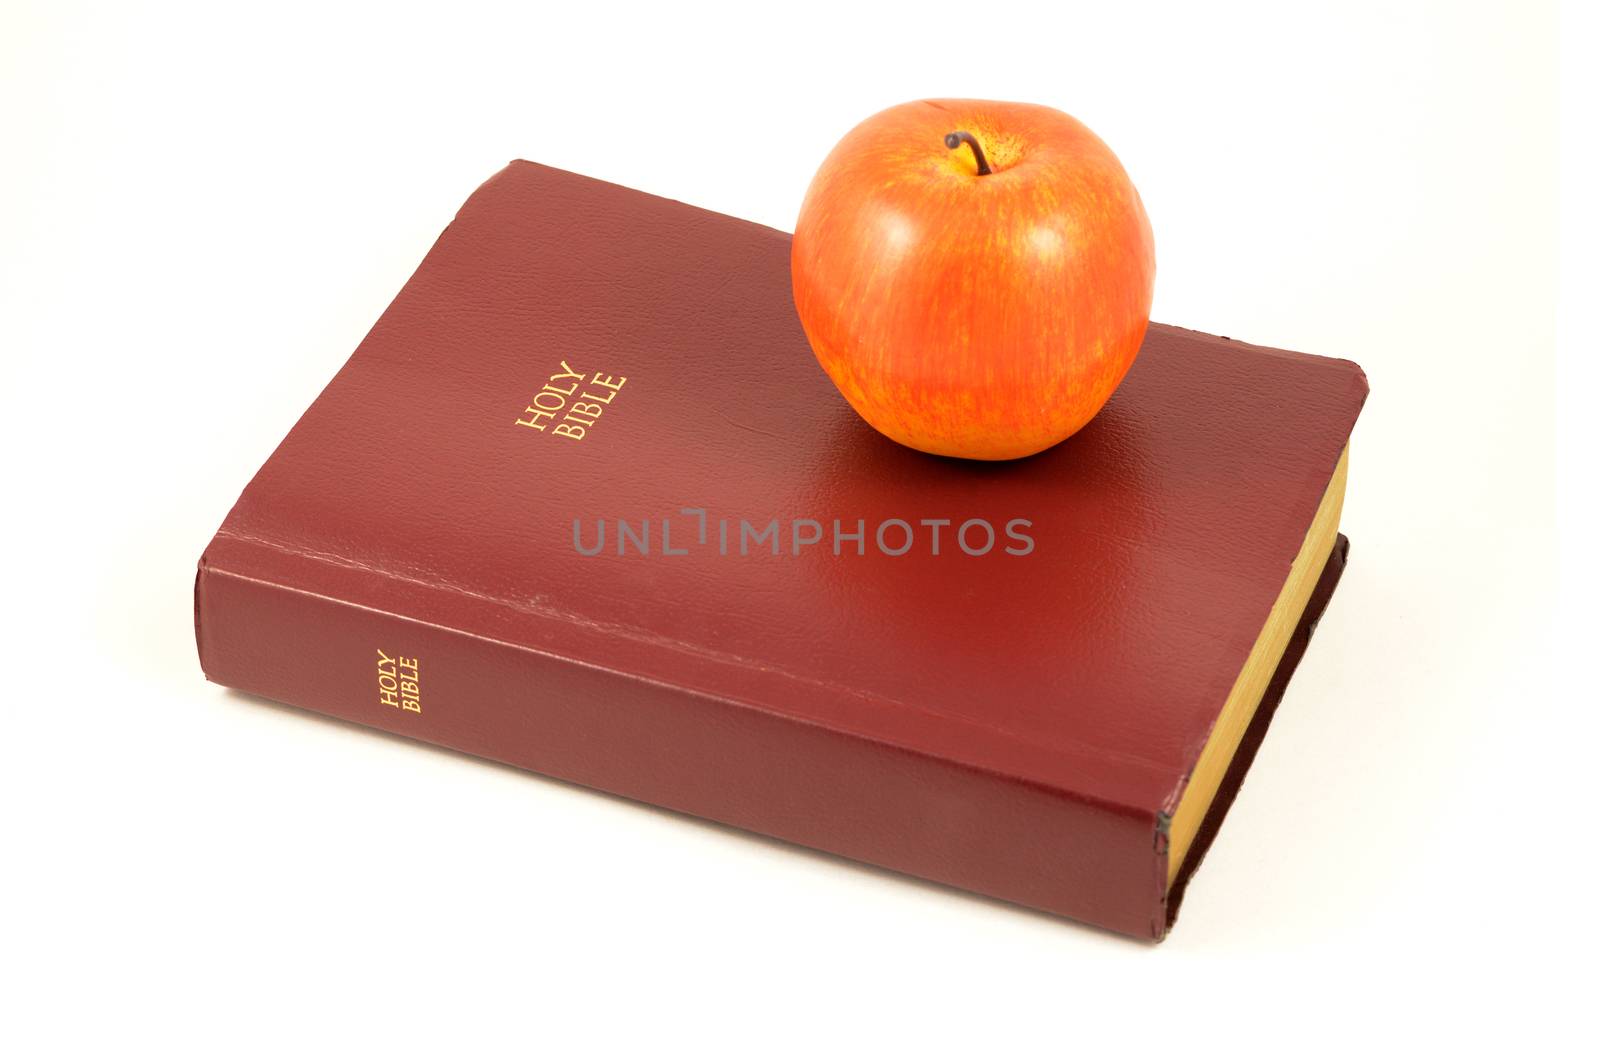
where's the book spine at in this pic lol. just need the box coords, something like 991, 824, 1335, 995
195, 557, 1164, 938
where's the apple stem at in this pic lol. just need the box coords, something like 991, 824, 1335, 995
943, 131, 993, 176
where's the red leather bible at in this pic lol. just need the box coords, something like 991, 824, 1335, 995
196, 161, 1367, 939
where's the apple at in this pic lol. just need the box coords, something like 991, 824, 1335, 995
792, 99, 1155, 460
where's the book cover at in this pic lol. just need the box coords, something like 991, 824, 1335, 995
195, 160, 1367, 939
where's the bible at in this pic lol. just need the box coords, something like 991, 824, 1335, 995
196, 160, 1367, 939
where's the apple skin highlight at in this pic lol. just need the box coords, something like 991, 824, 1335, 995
792, 99, 1156, 461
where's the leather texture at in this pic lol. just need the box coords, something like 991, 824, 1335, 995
196, 160, 1368, 939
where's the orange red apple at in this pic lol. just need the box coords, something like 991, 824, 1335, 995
792, 99, 1155, 460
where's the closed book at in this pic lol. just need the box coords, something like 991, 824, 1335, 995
195, 160, 1368, 939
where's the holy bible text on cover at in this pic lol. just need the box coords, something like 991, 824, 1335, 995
196, 161, 1368, 939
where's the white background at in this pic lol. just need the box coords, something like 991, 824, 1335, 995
3, 1, 1592, 1059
